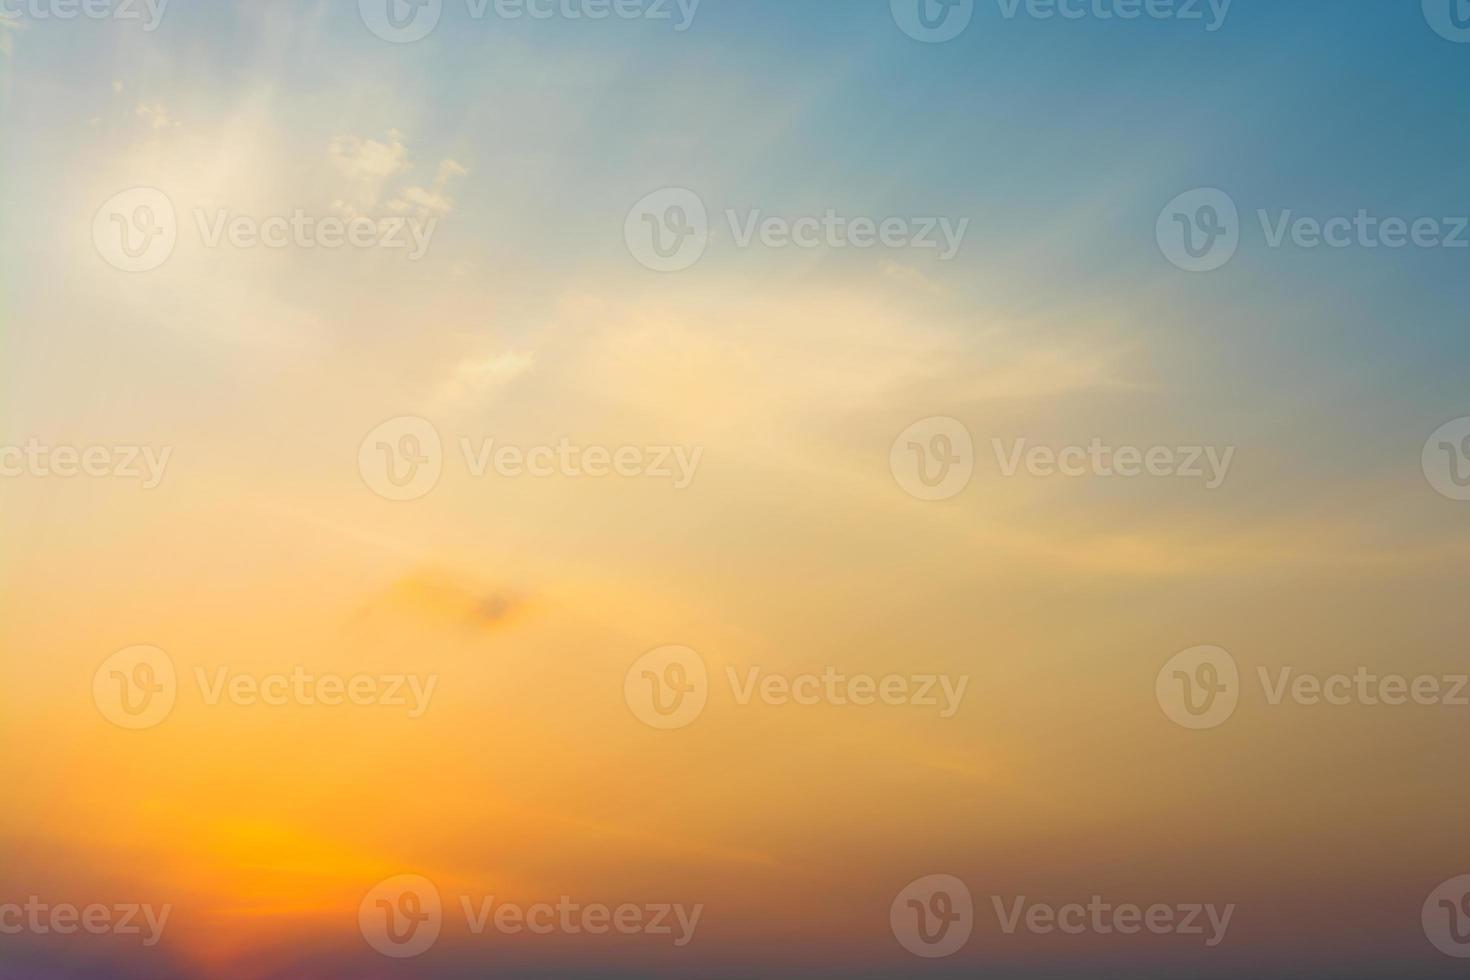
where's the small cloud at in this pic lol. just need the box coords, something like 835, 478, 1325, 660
356, 570, 526, 635
388, 157, 469, 219
135, 102, 180, 130
388, 185, 456, 217
0, 13, 23, 59
112, 80, 124, 94
880, 261, 947, 295
328, 133, 467, 221
436, 159, 468, 182
435, 350, 535, 411
329, 130, 411, 209
474, 592, 518, 623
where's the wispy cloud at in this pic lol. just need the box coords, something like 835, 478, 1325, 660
0, 11, 21, 61
330, 131, 467, 221
135, 101, 181, 130
389, 158, 469, 219
356, 569, 526, 635
328, 129, 411, 205
433, 349, 536, 412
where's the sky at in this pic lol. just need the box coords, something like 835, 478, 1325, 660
2, 1, 1470, 977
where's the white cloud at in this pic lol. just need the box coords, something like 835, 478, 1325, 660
436, 159, 469, 182
328, 130, 411, 209
388, 185, 455, 216
388, 158, 469, 219
135, 102, 181, 130
0, 13, 22, 60
879, 261, 948, 295
434, 351, 536, 412
328, 134, 466, 221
